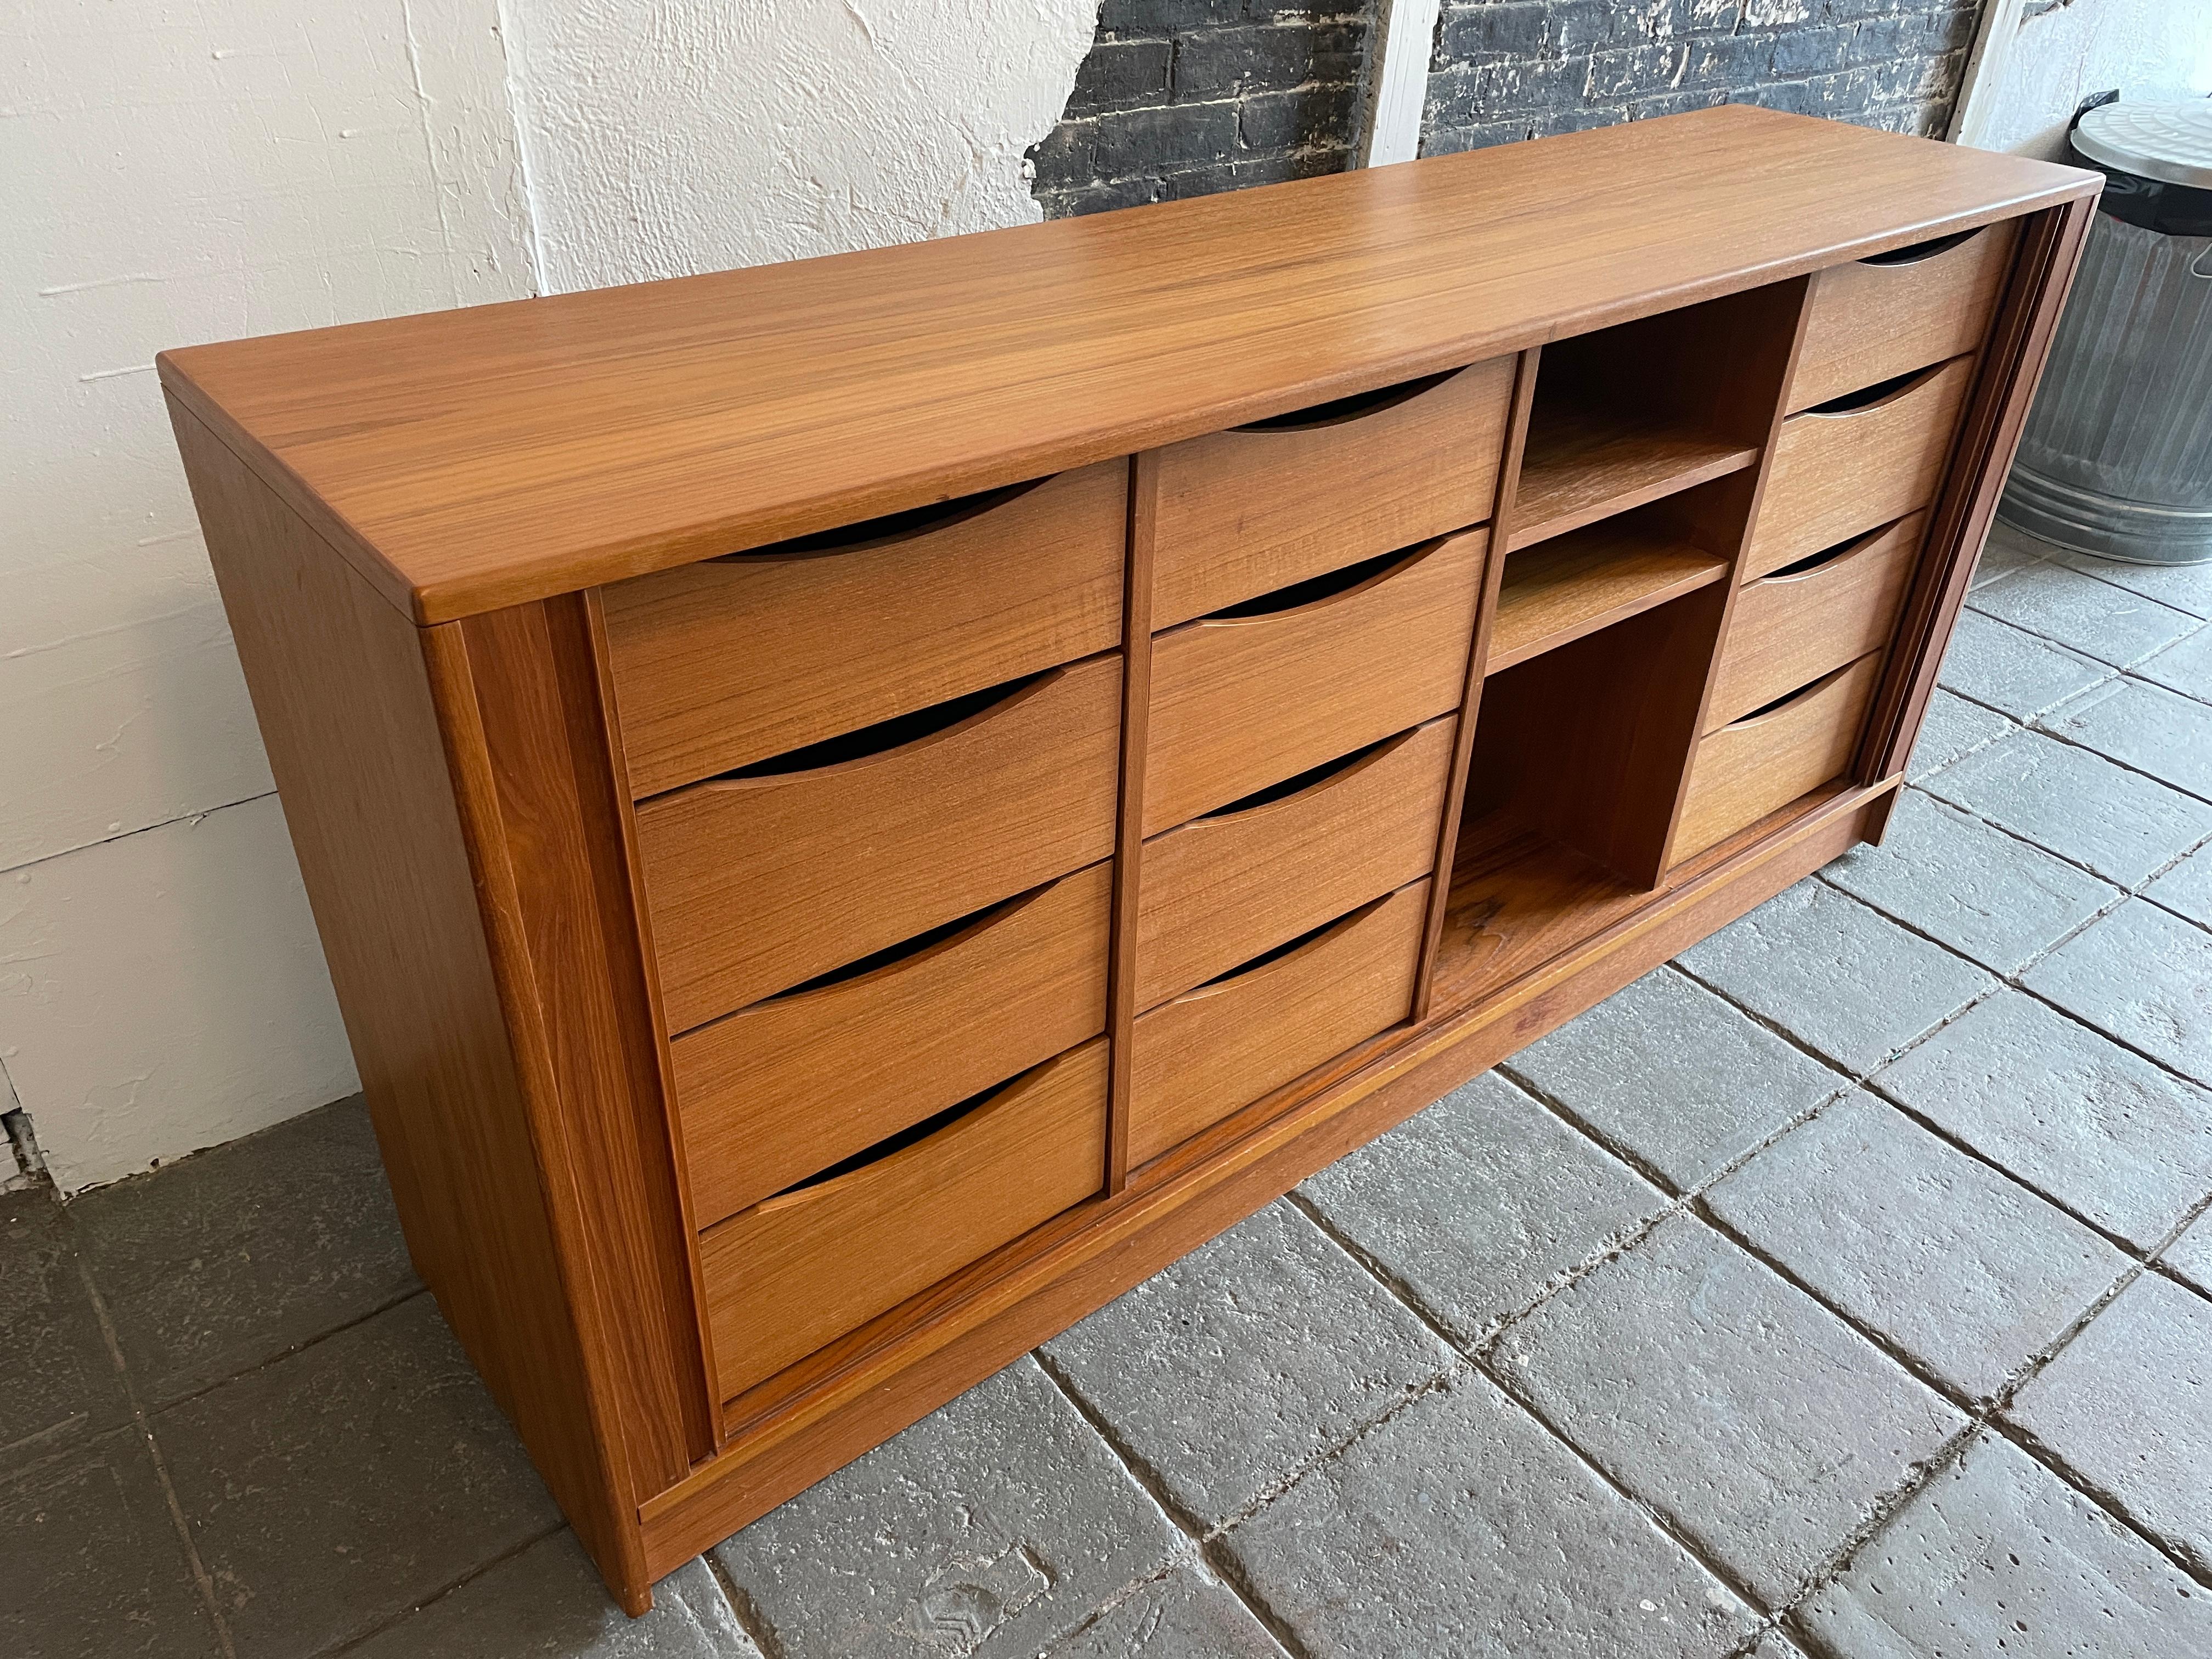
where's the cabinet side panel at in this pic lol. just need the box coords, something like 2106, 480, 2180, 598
166, 402, 642, 1602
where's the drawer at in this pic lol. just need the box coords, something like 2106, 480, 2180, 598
1791, 219, 2018, 413
601, 462, 1126, 797
672, 860, 1112, 1226
1152, 358, 1514, 628
1707, 513, 1921, 731
637, 653, 1121, 1031
1674, 652, 1885, 862
1127, 880, 1427, 1169
1144, 531, 1483, 836
699, 1039, 1107, 1402
1746, 356, 1973, 580
1135, 715, 1453, 1011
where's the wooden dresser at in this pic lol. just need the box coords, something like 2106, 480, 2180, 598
161, 108, 2098, 1612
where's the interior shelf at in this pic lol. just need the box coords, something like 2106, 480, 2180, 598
1488, 521, 1729, 672
1508, 400, 1759, 551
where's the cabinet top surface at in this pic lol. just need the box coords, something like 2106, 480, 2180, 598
159, 107, 2095, 624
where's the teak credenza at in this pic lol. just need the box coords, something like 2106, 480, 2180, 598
161, 107, 2100, 1611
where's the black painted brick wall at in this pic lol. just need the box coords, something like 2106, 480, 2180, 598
1424, 0, 1984, 156
1026, 0, 1374, 218
1030, 0, 1982, 217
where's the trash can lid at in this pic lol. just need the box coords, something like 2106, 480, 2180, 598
2072, 101, 2212, 190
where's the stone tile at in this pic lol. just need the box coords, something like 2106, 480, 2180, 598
1042, 1201, 1454, 1528
1676, 881, 1994, 1075
1969, 521, 2050, 590
714, 1357, 1180, 1659
1920, 724, 2212, 887
151, 1293, 557, 1659
2007, 1272, 2212, 1576
2049, 545, 2212, 620
1705, 1093, 2128, 1401
72, 1096, 418, 1408
2136, 622, 2212, 704
1934, 609, 2111, 720
1968, 558, 2199, 667
2023, 899, 2212, 1083
1823, 789, 2117, 975
1905, 687, 2013, 781
1217, 1372, 1761, 1658
1877, 989, 2212, 1250
2166, 1210, 2212, 1298
345, 1533, 758, 1658
1297, 1071, 1664, 1344
1496, 1215, 1965, 1605
0, 1190, 131, 1475
1505, 969, 1839, 1191
1043, 1563, 1283, 1658
2039, 675, 2212, 801
2, 1428, 221, 1659
1799, 1430, 2212, 1658
2145, 838, 2212, 928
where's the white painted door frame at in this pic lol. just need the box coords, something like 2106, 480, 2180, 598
1948, 0, 2030, 146
1358, 0, 1443, 165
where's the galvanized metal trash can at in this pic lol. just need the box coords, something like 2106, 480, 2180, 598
2000, 101, 2212, 566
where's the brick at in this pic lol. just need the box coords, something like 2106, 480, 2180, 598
1676, 879, 1994, 1075
1545, 0, 1613, 54
1045, 177, 1163, 219
1509, 967, 1840, 1188
0, 1190, 131, 1479
1905, 687, 2013, 781
1689, 33, 1776, 88
1041, 1201, 1454, 1527
1920, 724, 2212, 887
1436, 1, 1550, 61
1423, 118, 1536, 156
1799, 1431, 2212, 1657
2039, 675, 2212, 802
2146, 838, 2212, 928
343, 1533, 758, 1658
1497, 1215, 1965, 1604
1936, 610, 2111, 720
2135, 622, 2212, 704
1584, 43, 1691, 101
1968, 560, 2200, 669
1043, 1563, 1282, 1658
2007, 1272, 2212, 1576
2166, 1210, 2212, 1297
1217, 1373, 1762, 1657
1097, 0, 1242, 30
1091, 101, 1239, 177
69, 1096, 419, 1410
713, 1357, 1179, 1659
152, 1295, 559, 1659
1822, 789, 2117, 975
1769, 22, 1855, 75
1237, 82, 1359, 151
2, 1428, 220, 1659
1172, 24, 1363, 103
1064, 40, 1173, 116
1299, 1070, 1666, 1343
2045, 547, 2212, 621
1877, 988, 2212, 1250
1705, 1092, 2128, 1401
2023, 898, 2212, 1084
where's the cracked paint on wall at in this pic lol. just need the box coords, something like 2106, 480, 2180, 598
498, 0, 1101, 290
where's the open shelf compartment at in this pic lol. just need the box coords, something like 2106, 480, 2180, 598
1491, 511, 1730, 673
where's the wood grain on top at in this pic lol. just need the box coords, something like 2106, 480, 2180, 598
157, 108, 2095, 622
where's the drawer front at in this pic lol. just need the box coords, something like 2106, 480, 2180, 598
1791, 220, 2018, 414
1707, 512, 1921, 731
1136, 715, 1453, 1011
700, 1039, 1108, 1402
673, 860, 1112, 1226
638, 654, 1122, 1031
1144, 531, 1483, 836
1152, 358, 1514, 628
1675, 652, 1884, 861
601, 462, 1127, 797
1127, 881, 1427, 1169
1746, 356, 1973, 580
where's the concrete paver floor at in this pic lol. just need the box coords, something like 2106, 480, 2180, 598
9, 525, 2210, 1658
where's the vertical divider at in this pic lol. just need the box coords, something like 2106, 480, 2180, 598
1412, 348, 1540, 1023
1104, 451, 1158, 1195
